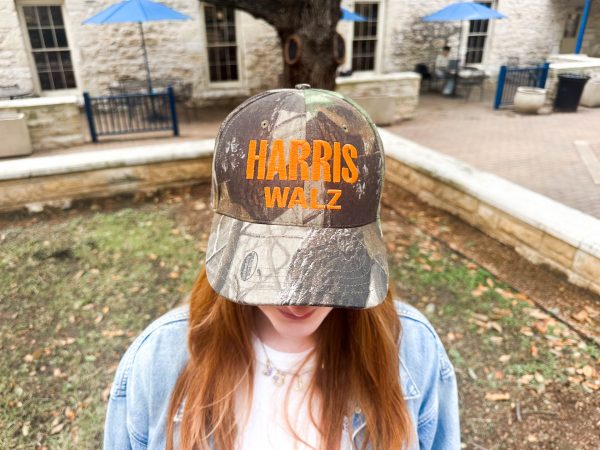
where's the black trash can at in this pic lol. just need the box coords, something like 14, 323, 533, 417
554, 73, 590, 112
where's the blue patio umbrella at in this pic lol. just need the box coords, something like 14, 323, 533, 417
83, 0, 190, 92
423, 2, 507, 94
422, 2, 506, 22
341, 7, 366, 22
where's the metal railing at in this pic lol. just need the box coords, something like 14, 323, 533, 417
83, 87, 179, 142
494, 63, 550, 109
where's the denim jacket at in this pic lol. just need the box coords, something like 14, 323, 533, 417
104, 301, 460, 449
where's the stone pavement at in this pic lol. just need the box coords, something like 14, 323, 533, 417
387, 94, 600, 219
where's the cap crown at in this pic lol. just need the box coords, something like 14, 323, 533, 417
212, 87, 384, 228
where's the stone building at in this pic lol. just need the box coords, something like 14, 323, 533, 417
1, 0, 599, 105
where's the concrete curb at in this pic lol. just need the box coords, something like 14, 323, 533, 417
0, 140, 214, 181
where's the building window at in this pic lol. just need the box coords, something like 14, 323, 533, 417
351, 2, 378, 71
204, 4, 238, 82
22, 5, 76, 90
465, 1, 492, 64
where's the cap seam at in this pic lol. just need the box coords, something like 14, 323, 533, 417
213, 209, 380, 229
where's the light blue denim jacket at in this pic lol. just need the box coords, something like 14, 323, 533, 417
104, 301, 460, 449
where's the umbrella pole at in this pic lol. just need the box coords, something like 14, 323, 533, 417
138, 21, 163, 122
138, 22, 153, 94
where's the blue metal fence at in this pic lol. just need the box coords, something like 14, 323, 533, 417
83, 87, 179, 142
494, 63, 550, 109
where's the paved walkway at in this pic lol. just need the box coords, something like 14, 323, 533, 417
387, 94, 600, 219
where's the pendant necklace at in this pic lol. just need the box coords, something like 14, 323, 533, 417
258, 339, 312, 391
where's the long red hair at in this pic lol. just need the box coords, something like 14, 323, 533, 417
166, 268, 412, 449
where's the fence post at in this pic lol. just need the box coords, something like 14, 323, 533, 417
539, 62, 550, 89
167, 86, 179, 137
494, 65, 507, 109
83, 92, 98, 143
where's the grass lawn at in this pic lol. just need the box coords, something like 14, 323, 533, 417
0, 185, 598, 449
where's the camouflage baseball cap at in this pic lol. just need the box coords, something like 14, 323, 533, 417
205, 85, 388, 308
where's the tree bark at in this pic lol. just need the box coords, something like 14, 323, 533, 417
203, 0, 342, 90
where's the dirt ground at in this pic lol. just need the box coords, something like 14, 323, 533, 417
0, 183, 598, 449
381, 187, 600, 449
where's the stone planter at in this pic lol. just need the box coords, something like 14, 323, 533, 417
580, 79, 600, 107
351, 95, 400, 126
0, 96, 83, 151
514, 87, 547, 114
336, 72, 421, 123
0, 112, 32, 158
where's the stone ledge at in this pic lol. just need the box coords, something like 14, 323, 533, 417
0, 95, 80, 109
0, 140, 214, 181
0, 140, 214, 212
0, 158, 212, 212
379, 128, 600, 296
336, 72, 421, 85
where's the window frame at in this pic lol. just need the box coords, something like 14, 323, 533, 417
200, 2, 244, 88
464, 1, 495, 65
348, 1, 384, 73
17, 0, 80, 96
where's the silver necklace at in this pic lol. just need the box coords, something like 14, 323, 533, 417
258, 339, 312, 391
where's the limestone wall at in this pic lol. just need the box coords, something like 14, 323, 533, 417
380, 0, 570, 76
2, 0, 590, 104
0, 0, 281, 104
237, 12, 282, 93
381, 0, 462, 74
484, 0, 568, 72
0, 1, 35, 93
0, 96, 84, 151
579, 1, 600, 57
66, 0, 207, 96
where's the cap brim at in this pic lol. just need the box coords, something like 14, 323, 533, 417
205, 213, 388, 309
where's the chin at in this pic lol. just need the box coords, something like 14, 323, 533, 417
259, 305, 333, 341
273, 319, 322, 340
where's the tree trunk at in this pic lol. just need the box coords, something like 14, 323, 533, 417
278, 25, 339, 90
203, 0, 342, 89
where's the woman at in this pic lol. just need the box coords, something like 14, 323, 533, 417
104, 86, 460, 450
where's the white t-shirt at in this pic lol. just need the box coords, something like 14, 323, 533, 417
435, 54, 449, 71
235, 336, 321, 450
